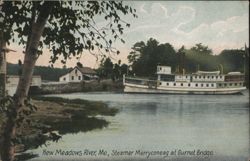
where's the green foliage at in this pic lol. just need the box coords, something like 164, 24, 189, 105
97, 57, 128, 80
1, 1, 137, 63
7, 63, 71, 81
190, 43, 212, 55
128, 38, 177, 76
128, 38, 248, 86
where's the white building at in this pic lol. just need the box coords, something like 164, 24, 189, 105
6, 75, 42, 96
59, 66, 98, 82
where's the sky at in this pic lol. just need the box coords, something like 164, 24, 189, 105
6, 1, 249, 69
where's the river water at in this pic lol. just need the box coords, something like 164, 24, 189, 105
28, 91, 249, 161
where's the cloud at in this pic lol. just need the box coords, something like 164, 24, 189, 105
170, 12, 248, 54
211, 13, 248, 35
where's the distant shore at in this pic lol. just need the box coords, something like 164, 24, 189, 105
30, 79, 123, 95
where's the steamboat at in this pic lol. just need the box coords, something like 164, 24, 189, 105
123, 66, 246, 94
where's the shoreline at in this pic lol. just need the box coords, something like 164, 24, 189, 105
0, 96, 118, 161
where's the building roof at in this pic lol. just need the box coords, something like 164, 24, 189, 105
76, 66, 96, 74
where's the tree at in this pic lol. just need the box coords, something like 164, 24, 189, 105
190, 43, 212, 55
176, 45, 186, 73
127, 41, 145, 63
0, 30, 6, 98
99, 57, 114, 79
128, 38, 176, 76
76, 62, 83, 68
0, 1, 136, 161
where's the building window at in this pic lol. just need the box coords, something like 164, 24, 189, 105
173, 83, 176, 86
195, 76, 197, 79
201, 84, 203, 87
75, 69, 78, 74
203, 76, 205, 79
166, 83, 169, 86
199, 76, 201, 79
181, 83, 183, 86
188, 83, 191, 87
211, 84, 214, 87
206, 84, 209, 87
207, 76, 210, 79
219, 83, 222, 87
195, 84, 198, 87
63, 77, 66, 81
220, 76, 222, 79
78, 76, 81, 80
216, 76, 218, 79
186, 76, 188, 78
235, 83, 237, 86
229, 83, 232, 86
212, 76, 214, 79
72, 76, 74, 80
224, 84, 227, 87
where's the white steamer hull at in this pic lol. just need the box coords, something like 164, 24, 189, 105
124, 84, 246, 95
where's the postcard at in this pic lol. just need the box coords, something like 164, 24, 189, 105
0, 1, 249, 161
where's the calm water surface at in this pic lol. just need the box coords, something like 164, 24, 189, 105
28, 91, 249, 161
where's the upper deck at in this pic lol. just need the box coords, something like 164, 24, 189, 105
156, 66, 244, 83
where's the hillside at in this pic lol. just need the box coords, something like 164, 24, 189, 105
7, 63, 72, 81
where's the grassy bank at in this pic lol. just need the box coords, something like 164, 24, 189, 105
0, 96, 118, 160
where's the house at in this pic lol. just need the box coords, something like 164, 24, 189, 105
59, 66, 98, 82
6, 75, 42, 96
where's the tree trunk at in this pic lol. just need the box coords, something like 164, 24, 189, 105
0, 30, 6, 99
0, 2, 53, 161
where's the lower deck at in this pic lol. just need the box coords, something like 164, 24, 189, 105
123, 77, 246, 95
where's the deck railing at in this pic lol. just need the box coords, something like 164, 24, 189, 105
124, 77, 158, 87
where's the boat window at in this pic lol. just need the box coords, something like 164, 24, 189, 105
195, 84, 198, 87
173, 83, 176, 86
206, 84, 209, 87
181, 83, 183, 86
188, 83, 191, 87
